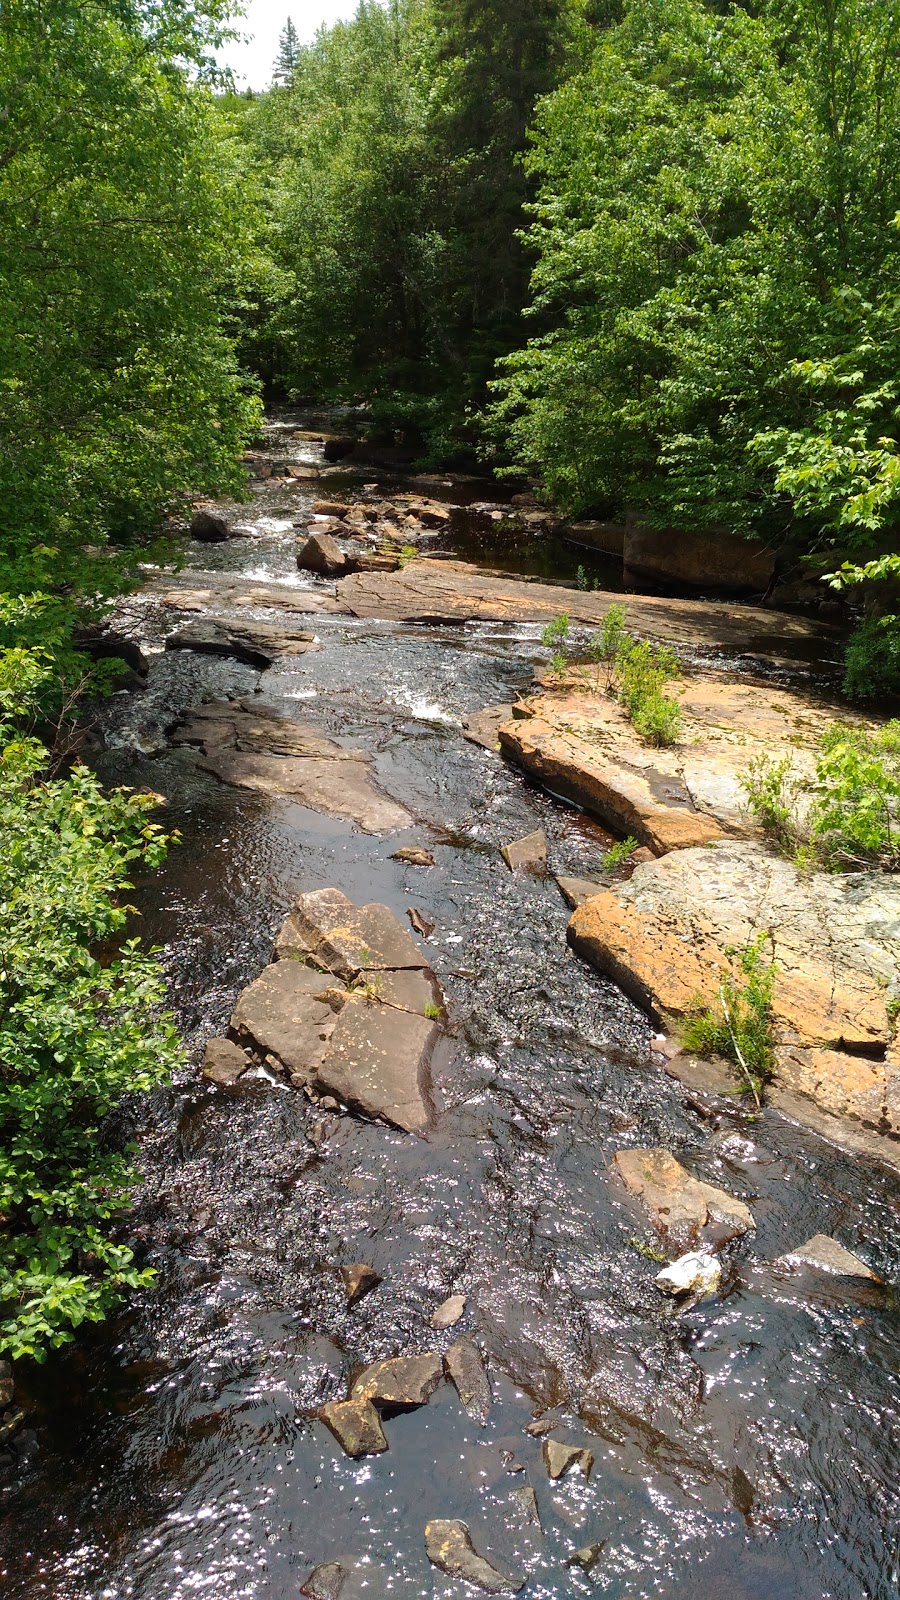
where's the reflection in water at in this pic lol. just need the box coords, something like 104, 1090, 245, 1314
0, 417, 897, 1600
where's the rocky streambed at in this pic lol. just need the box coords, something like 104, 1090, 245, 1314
1, 414, 899, 1600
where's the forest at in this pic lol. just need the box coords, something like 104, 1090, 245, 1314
1, 0, 899, 1358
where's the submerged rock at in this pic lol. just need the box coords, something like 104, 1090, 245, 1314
777, 1234, 881, 1281
171, 702, 411, 834
340, 1263, 382, 1305
424, 1519, 522, 1594
299, 1559, 352, 1599
654, 1250, 723, 1299
431, 1293, 466, 1329
565, 1540, 606, 1572
319, 1398, 387, 1458
501, 828, 548, 876
612, 1148, 755, 1253
444, 1336, 492, 1424
542, 1439, 594, 1480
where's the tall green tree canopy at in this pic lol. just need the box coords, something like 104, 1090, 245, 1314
0, 0, 259, 600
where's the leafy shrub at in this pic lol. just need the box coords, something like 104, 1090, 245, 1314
682, 936, 776, 1107
743, 721, 900, 870
0, 641, 181, 1362
616, 638, 683, 747
541, 611, 572, 675
843, 615, 900, 705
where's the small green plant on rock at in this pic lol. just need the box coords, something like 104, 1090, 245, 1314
601, 834, 639, 871
615, 637, 683, 747
541, 611, 571, 675
423, 1001, 441, 1020
681, 935, 776, 1108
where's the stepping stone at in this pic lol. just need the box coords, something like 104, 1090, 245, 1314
201, 1037, 252, 1086
501, 828, 548, 876
444, 1336, 492, 1424
318, 1001, 439, 1135
555, 874, 604, 909
424, 1520, 522, 1594
542, 1438, 594, 1480
351, 1353, 443, 1408
340, 1263, 382, 1306
319, 1398, 387, 1458
431, 1293, 466, 1329
612, 1147, 755, 1252
300, 1559, 351, 1599
509, 1486, 541, 1528
777, 1234, 881, 1281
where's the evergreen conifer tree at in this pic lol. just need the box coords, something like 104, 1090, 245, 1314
273, 17, 300, 85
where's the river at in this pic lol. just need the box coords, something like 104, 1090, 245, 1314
1, 416, 898, 1600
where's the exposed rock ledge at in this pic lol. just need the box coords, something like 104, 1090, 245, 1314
496, 677, 865, 854
568, 841, 900, 1149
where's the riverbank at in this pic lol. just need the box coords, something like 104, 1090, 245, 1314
2, 415, 898, 1600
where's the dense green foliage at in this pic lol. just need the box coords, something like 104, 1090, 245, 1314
0, 0, 259, 600
0, 623, 180, 1362
237, 0, 575, 455
542, 605, 684, 744
743, 720, 900, 869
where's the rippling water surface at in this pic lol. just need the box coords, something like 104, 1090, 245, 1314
1, 418, 898, 1600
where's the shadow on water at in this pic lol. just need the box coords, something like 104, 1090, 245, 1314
1, 419, 898, 1600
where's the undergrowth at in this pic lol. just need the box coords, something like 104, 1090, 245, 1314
681, 935, 776, 1107
540, 604, 683, 747
744, 721, 900, 871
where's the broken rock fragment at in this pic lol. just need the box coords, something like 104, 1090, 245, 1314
431, 1293, 466, 1329
501, 828, 548, 876
340, 1263, 382, 1306
542, 1439, 594, 1481
297, 531, 348, 576
444, 1336, 492, 1424
390, 846, 435, 867
612, 1147, 755, 1253
424, 1520, 522, 1594
351, 1352, 443, 1409
565, 1541, 606, 1572
299, 1560, 352, 1600
319, 1398, 387, 1458
202, 1037, 251, 1086
777, 1234, 880, 1281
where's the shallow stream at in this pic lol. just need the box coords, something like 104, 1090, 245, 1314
1, 419, 898, 1600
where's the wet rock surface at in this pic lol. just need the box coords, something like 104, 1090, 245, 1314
229, 891, 447, 1134
612, 1147, 755, 1251
170, 700, 411, 832
424, 1519, 522, 1593
777, 1234, 881, 1280
165, 616, 317, 667
6, 412, 900, 1600
501, 828, 548, 875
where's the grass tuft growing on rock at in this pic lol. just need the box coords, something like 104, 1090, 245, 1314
542, 605, 683, 747
682, 935, 776, 1108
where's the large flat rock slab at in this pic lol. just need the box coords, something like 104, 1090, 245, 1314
496, 679, 878, 852
337, 559, 836, 661
165, 616, 317, 667
225, 890, 449, 1134
149, 571, 348, 615
171, 700, 411, 833
569, 841, 900, 1142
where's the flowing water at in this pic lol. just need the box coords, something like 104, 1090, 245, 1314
1, 418, 899, 1600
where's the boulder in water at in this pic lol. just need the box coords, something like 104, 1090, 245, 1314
424, 1519, 522, 1594
190, 507, 231, 541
